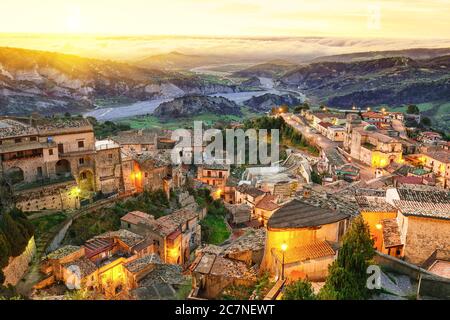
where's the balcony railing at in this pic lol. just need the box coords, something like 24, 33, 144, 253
13, 174, 75, 192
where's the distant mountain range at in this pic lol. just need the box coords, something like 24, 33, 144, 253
278, 55, 450, 107
136, 51, 230, 70
232, 59, 298, 78
0, 47, 241, 115
310, 47, 450, 63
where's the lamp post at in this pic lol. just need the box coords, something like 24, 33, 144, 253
281, 243, 287, 280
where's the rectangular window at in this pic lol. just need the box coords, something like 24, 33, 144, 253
58, 143, 64, 154
78, 140, 85, 148
48, 149, 54, 156
108, 153, 113, 159
37, 167, 43, 177
79, 158, 84, 165
30, 136, 37, 142
15, 138, 22, 143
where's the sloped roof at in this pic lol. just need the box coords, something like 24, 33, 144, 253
272, 241, 336, 264
121, 211, 154, 226
46, 245, 81, 260
62, 257, 97, 278
236, 184, 265, 198
255, 194, 280, 211
94, 229, 144, 247
267, 199, 349, 230
124, 254, 162, 274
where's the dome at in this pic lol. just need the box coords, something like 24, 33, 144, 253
364, 124, 378, 132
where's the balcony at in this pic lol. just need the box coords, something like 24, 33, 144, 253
13, 174, 76, 192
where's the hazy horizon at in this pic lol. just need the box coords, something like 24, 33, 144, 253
2, 33, 450, 63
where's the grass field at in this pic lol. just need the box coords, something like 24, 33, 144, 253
200, 214, 231, 245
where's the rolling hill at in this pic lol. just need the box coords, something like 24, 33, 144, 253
0, 47, 240, 116
279, 55, 450, 107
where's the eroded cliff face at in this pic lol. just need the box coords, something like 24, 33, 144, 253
0, 47, 240, 116
2, 236, 36, 287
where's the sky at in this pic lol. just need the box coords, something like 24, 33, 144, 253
1, 0, 450, 39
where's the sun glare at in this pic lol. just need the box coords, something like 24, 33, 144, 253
65, 5, 82, 33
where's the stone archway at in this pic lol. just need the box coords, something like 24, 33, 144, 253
5, 166, 24, 185
55, 159, 71, 176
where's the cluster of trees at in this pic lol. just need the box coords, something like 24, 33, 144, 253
0, 208, 35, 284
64, 189, 170, 245
86, 117, 131, 139
282, 216, 376, 300
293, 103, 310, 114
189, 188, 230, 245
244, 115, 319, 156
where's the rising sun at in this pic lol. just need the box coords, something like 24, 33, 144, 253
65, 5, 82, 33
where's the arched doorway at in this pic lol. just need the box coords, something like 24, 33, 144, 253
55, 159, 71, 176
5, 167, 24, 185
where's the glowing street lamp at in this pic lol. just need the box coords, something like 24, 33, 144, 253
367, 107, 371, 112
375, 224, 382, 230
281, 243, 287, 280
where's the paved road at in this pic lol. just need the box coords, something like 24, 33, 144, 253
281, 113, 339, 151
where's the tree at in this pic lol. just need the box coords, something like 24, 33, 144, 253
0, 212, 27, 257
421, 116, 431, 126
0, 233, 11, 267
319, 216, 375, 300
406, 104, 420, 115
311, 171, 323, 185
282, 279, 316, 300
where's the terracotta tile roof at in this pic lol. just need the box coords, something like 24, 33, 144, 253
318, 121, 333, 129
224, 229, 266, 255
355, 196, 397, 212
268, 199, 349, 230
124, 254, 162, 274
236, 184, 265, 198
121, 211, 154, 226
381, 219, 403, 248
94, 229, 144, 247
45, 245, 81, 260
255, 194, 280, 211
62, 257, 97, 278
190, 250, 257, 281
112, 130, 157, 145
425, 151, 450, 164
148, 209, 198, 237
397, 188, 449, 203
393, 200, 450, 220
84, 238, 114, 258
0, 119, 38, 138
394, 176, 425, 186
272, 241, 336, 264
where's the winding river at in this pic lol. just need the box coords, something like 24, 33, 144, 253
84, 76, 304, 122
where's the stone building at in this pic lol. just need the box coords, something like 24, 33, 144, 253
347, 123, 404, 168
120, 209, 202, 266
111, 129, 158, 154
416, 151, 450, 189
261, 199, 349, 281
0, 117, 131, 210
385, 187, 450, 265
39, 230, 160, 298
197, 163, 230, 190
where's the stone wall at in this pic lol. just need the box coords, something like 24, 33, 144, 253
374, 252, 450, 299
2, 236, 36, 286
403, 216, 450, 265
15, 181, 79, 212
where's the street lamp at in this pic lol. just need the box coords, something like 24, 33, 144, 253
281, 243, 287, 280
